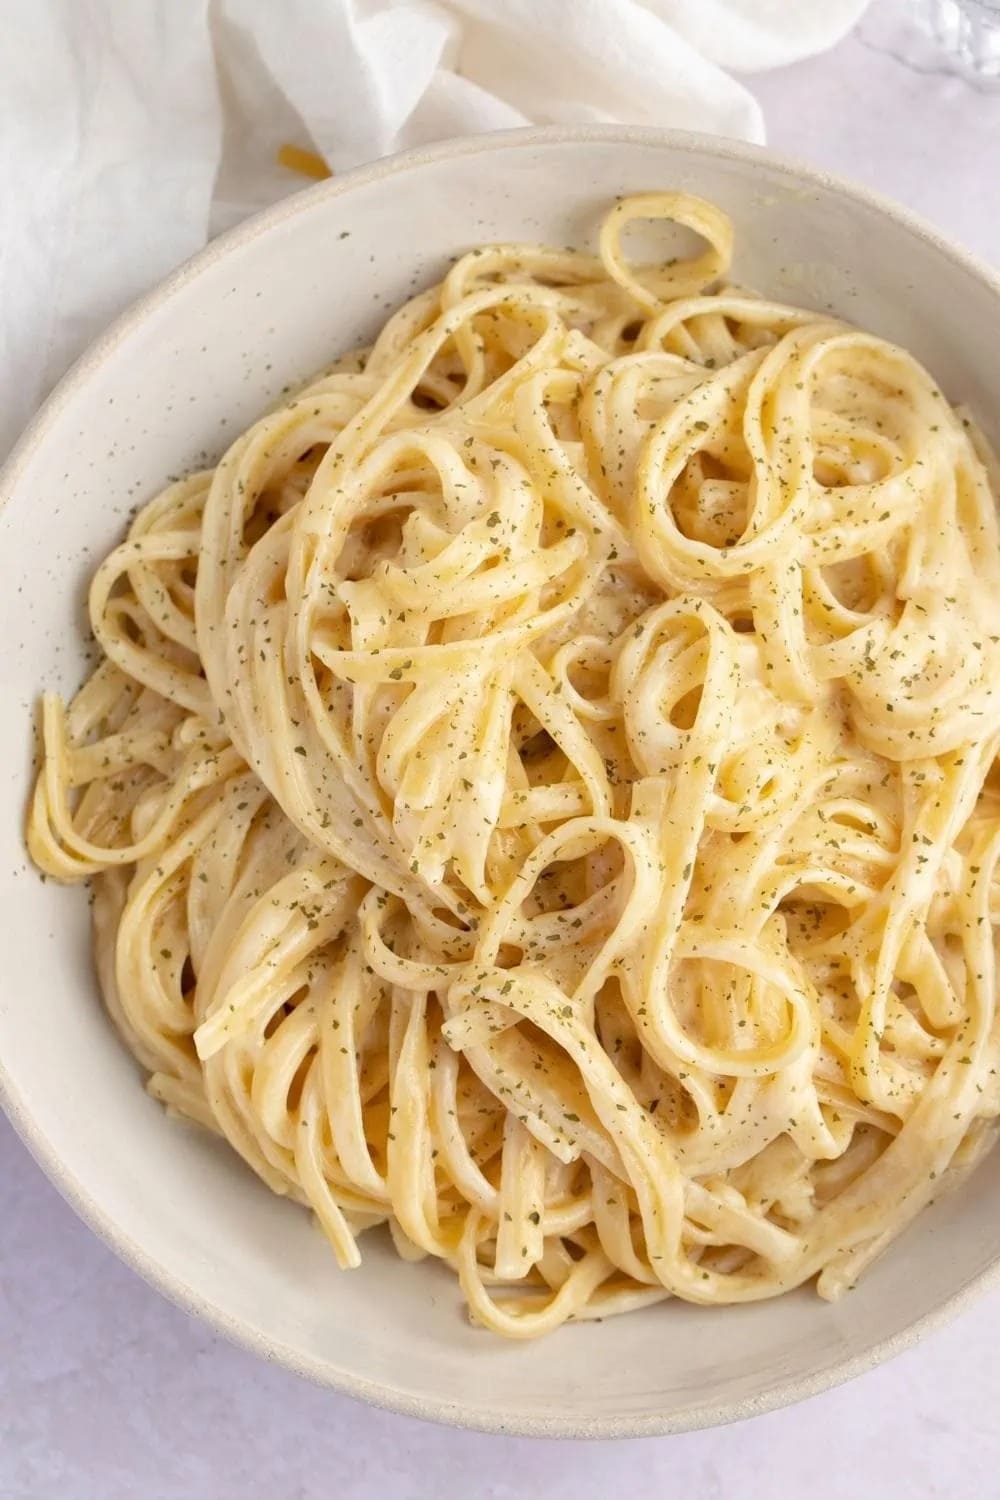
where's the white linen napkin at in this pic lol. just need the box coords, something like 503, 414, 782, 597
0, 0, 869, 460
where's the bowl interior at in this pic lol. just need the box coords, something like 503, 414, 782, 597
4, 129, 1000, 1437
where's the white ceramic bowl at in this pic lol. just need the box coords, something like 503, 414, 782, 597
4, 126, 1000, 1439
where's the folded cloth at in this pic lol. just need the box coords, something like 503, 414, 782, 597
0, 0, 869, 460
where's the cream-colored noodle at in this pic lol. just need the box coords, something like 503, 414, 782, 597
28, 193, 1000, 1336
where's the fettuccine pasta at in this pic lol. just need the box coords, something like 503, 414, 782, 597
28, 192, 1000, 1336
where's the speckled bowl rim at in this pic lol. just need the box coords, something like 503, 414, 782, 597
4, 123, 1000, 1441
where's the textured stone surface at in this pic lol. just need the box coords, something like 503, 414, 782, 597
5, 15, 1000, 1496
